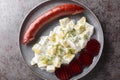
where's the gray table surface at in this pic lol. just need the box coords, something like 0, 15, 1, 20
0, 0, 120, 80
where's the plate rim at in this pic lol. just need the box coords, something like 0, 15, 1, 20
18, 0, 104, 80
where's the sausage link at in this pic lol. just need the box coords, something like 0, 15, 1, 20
22, 4, 84, 45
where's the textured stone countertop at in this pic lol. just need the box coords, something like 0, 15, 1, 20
0, 0, 120, 80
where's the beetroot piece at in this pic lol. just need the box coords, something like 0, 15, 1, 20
68, 60, 82, 76
86, 39, 100, 56
79, 52, 93, 66
55, 65, 70, 80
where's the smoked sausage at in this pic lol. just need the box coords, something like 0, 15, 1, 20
22, 4, 84, 45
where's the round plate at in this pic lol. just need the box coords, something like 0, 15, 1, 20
19, 0, 104, 80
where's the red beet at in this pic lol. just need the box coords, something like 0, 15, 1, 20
68, 60, 82, 76
86, 39, 100, 56
79, 51, 93, 66
55, 66, 70, 80
55, 39, 100, 79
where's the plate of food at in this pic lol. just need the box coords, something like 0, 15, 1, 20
19, 0, 104, 80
